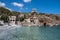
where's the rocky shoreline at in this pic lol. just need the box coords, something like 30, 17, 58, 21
0, 7, 60, 27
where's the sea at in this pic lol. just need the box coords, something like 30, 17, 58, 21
0, 25, 60, 40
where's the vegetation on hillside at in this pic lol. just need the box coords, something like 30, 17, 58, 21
19, 17, 24, 22
0, 15, 9, 23
0, 7, 60, 21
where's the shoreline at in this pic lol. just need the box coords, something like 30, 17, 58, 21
0, 19, 60, 27
0, 23, 59, 34
0, 23, 60, 27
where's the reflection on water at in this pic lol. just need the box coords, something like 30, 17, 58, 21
0, 26, 60, 40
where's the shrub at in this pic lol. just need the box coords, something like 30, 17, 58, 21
19, 17, 24, 22
0, 15, 9, 22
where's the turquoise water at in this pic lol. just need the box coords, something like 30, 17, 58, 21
0, 26, 60, 40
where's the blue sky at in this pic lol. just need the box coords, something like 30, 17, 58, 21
0, 0, 60, 14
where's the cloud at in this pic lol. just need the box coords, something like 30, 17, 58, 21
6, 8, 12, 11
12, 2, 24, 7
0, 2, 5, 7
23, 0, 31, 3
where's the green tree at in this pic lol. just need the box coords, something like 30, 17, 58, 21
55, 16, 60, 20
0, 7, 11, 15
19, 17, 24, 22
0, 15, 9, 23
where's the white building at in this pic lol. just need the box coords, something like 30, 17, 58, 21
32, 8, 36, 13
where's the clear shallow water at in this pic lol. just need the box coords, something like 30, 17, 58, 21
0, 26, 60, 40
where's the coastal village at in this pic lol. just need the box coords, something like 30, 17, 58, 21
0, 7, 60, 27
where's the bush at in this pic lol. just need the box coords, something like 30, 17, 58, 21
55, 16, 60, 20
0, 15, 9, 23
19, 17, 24, 22
39, 19, 44, 23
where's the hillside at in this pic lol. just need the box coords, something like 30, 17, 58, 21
0, 7, 60, 21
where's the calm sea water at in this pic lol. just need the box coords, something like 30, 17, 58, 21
0, 26, 60, 40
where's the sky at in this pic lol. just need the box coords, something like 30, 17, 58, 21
0, 0, 60, 14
